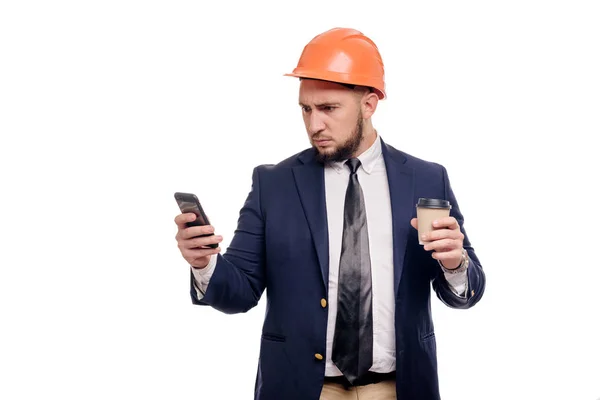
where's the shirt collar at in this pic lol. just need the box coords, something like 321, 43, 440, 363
329, 133, 382, 175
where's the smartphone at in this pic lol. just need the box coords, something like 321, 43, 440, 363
174, 192, 218, 249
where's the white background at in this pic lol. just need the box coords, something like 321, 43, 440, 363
1, 1, 599, 399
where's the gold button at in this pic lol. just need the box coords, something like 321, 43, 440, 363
314, 353, 323, 360
320, 298, 327, 308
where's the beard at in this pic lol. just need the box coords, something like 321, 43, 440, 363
313, 113, 364, 164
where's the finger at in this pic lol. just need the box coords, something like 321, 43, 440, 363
432, 217, 459, 230
410, 218, 417, 230
426, 228, 464, 242
431, 248, 462, 261
184, 246, 221, 260
184, 234, 223, 249
181, 225, 215, 240
174, 213, 197, 229
423, 238, 460, 252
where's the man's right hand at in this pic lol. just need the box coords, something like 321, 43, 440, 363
174, 213, 223, 269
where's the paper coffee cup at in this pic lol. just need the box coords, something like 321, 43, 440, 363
416, 198, 452, 245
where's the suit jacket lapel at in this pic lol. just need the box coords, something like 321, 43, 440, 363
292, 150, 329, 291
381, 140, 415, 299
291, 141, 414, 298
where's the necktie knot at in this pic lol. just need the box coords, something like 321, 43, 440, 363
346, 158, 361, 174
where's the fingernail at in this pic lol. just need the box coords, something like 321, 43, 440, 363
421, 234, 427, 240
433, 220, 439, 227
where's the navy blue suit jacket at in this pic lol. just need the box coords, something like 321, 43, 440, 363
191, 139, 486, 400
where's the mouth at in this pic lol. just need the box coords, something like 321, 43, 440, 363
314, 139, 333, 147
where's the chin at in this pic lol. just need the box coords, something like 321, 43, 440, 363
316, 146, 336, 155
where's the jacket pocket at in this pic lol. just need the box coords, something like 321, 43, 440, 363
420, 331, 435, 341
261, 332, 286, 342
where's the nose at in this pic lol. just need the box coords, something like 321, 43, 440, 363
306, 111, 326, 135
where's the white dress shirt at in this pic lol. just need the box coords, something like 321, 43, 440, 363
192, 134, 467, 376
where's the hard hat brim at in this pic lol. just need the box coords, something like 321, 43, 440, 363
284, 71, 386, 100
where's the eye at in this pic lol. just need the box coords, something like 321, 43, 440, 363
301, 106, 311, 113
321, 106, 336, 112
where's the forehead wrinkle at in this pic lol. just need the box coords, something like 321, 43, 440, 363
299, 100, 342, 108
299, 91, 348, 107
299, 80, 354, 104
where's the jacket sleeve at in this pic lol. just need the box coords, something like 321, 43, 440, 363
190, 166, 267, 314
431, 165, 486, 309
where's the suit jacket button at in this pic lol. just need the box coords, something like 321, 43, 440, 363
315, 353, 323, 361
320, 298, 327, 308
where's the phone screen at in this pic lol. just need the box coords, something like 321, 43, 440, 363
177, 199, 209, 227
174, 192, 217, 248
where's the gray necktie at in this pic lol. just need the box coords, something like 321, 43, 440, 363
332, 158, 373, 384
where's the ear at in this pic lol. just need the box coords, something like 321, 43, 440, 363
361, 91, 379, 119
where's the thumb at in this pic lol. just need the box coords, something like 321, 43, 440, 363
410, 218, 418, 230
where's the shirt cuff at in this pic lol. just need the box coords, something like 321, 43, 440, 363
443, 268, 468, 298
191, 254, 218, 299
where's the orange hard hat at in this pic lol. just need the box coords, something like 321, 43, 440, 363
285, 27, 386, 100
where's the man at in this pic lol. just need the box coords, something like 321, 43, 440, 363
174, 27, 485, 400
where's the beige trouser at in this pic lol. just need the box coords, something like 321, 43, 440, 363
320, 380, 396, 399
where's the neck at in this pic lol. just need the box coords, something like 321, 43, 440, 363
353, 120, 377, 158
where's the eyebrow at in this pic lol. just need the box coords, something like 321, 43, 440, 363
299, 102, 342, 108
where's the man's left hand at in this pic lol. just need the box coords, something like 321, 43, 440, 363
410, 217, 464, 270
